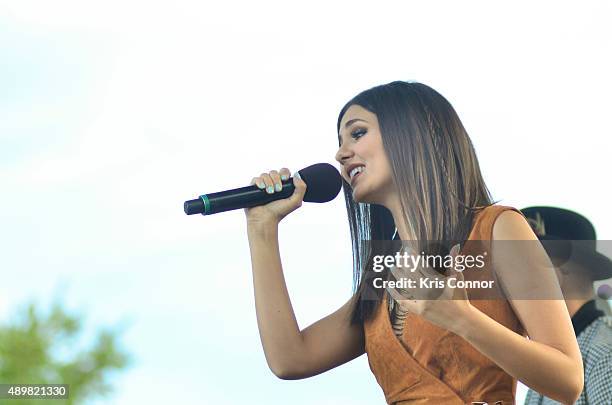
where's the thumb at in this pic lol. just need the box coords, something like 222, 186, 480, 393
449, 243, 461, 258
449, 265, 465, 280
287, 172, 306, 209
289, 171, 307, 202
447, 243, 465, 278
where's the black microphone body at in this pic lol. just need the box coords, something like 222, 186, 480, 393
184, 179, 295, 215
184, 163, 342, 216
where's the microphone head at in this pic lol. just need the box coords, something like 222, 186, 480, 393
298, 163, 342, 203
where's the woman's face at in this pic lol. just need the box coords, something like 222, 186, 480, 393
335, 104, 395, 204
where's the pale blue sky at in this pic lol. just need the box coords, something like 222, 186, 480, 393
1, 1, 611, 404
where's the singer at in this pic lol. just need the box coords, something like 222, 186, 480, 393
243, 82, 583, 404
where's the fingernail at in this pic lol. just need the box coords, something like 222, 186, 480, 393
267, 186, 274, 194
294, 172, 301, 180
275, 183, 282, 192
281, 174, 288, 181
257, 181, 265, 189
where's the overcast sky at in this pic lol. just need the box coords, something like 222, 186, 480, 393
1, 1, 611, 404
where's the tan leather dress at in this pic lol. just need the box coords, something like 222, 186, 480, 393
364, 205, 526, 405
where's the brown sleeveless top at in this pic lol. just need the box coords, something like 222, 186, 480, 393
363, 205, 526, 405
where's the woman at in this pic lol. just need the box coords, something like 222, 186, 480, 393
244, 81, 583, 404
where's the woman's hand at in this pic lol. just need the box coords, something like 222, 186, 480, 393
386, 244, 475, 334
244, 167, 307, 228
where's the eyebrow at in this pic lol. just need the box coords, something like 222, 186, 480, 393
343, 118, 368, 129
338, 118, 369, 146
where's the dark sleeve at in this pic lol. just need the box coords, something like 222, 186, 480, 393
584, 349, 612, 404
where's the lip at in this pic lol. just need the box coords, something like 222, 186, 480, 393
345, 163, 365, 178
350, 170, 363, 187
345, 163, 365, 186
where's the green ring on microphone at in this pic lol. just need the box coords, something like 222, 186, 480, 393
199, 194, 211, 215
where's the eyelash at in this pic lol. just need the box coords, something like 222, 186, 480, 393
351, 128, 367, 139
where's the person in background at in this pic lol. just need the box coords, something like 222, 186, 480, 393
522, 206, 612, 405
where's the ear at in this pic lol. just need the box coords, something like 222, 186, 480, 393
557, 264, 571, 276
554, 266, 568, 292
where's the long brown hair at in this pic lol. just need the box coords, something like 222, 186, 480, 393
337, 81, 494, 323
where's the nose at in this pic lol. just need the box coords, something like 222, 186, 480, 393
335, 142, 354, 165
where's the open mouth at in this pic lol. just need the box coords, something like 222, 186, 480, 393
349, 165, 364, 185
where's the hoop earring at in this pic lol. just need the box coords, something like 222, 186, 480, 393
392, 227, 399, 240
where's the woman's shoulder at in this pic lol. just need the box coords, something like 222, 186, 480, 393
469, 204, 529, 241
475, 203, 521, 217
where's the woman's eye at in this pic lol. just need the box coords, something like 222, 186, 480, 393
351, 128, 367, 139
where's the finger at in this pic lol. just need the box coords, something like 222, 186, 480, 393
388, 288, 418, 311
269, 170, 283, 192
391, 266, 420, 287
439, 279, 456, 300
389, 267, 405, 283
387, 287, 408, 302
443, 270, 467, 300
417, 263, 443, 279
453, 265, 465, 279
388, 283, 414, 300
450, 243, 461, 258
291, 171, 307, 197
442, 243, 462, 274
260, 173, 275, 194
251, 177, 265, 189
279, 167, 291, 181
388, 263, 403, 278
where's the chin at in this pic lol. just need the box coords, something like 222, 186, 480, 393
352, 181, 392, 205
352, 187, 375, 204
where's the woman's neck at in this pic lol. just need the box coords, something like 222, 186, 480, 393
385, 194, 413, 240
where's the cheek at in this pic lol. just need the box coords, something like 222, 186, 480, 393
374, 150, 393, 178
362, 140, 386, 165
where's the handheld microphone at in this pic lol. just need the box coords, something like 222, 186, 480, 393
184, 163, 342, 216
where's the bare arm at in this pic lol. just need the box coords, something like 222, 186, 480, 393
452, 211, 583, 404
248, 223, 364, 379
246, 168, 365, 379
